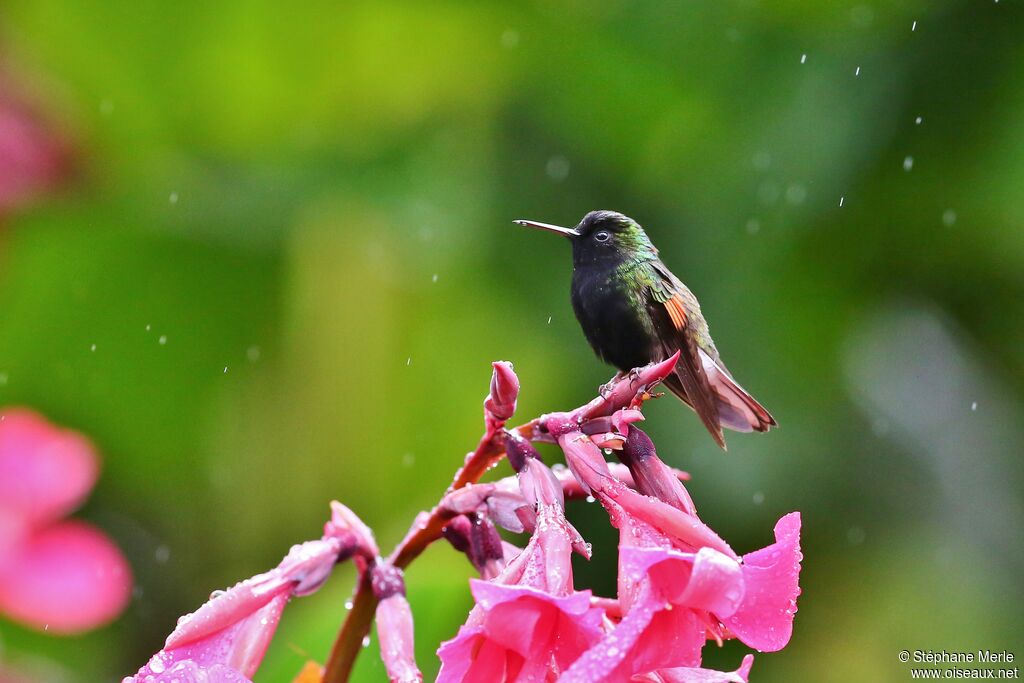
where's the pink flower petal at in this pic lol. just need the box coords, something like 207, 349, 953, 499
438, 582, 603, 683
0, 409, 98, 529
560, 580, 705, 683
622, 546, 744, 618
722, 512, 802, 652
634, 654, 754, 683
167, 538, 341, 649
0, 520, 131, 633
125, 594, 288, 682
123, 661, 253, 683
376, 594, 423, 683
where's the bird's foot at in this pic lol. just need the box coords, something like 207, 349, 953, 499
599, 372, 626, 398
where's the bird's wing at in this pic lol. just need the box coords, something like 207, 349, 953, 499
649, 261, 776, 441
644, 261, 726, 449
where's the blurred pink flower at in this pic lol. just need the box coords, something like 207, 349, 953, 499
0, 76, 71, 217
123, 537, 343, 683
0, 408, 131, 633
436, 460, 603, 682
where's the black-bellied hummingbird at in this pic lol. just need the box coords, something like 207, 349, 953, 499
516, 210, 775, 449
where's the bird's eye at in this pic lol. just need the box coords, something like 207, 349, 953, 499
594, 231, 611, 242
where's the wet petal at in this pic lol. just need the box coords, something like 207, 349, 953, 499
722, 512, 802, 652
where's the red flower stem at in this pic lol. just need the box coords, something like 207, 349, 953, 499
321, 359, 674, 683
321, 420, 534, 683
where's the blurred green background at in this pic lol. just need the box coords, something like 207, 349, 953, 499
1, 1, 1022, 681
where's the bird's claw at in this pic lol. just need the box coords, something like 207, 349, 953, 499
599, 371, 626, 398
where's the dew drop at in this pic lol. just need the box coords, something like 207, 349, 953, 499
362, 635, 371, 648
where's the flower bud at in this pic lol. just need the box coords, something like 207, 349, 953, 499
618, 427, 696, 515
503, 430, 541, 472
484, 361, 520, 422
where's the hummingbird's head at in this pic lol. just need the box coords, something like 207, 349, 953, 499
514, 210, 657, 265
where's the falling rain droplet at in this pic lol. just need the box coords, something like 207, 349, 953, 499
971, 401, 978, 411
345, 599, 354, 610
800, 53, 807, 64
903, 156, 914, 171
90, 343, 97, 352
547, 316, 553, 324
169, 192, 179, 204
942, 209, 957, 226
915, 116, 923, 125
911, 20, 917, 31
362, 635, 371, 648
431, 273, 439, 283
854, 66, 861, 76
839, 196, 845, 207
746, 218, 761, 235
752, 491, 765, 505
406, 357, 412, 366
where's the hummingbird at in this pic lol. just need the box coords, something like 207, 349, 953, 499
515, 210, 775, 449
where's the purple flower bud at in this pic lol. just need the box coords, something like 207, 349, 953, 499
618, 427, 696, 515
371, 563, 406, 600
503, 430, 541, 472
442, 513, 505, 579
484, 361, 519, 422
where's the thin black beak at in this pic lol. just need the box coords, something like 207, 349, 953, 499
514, 219, 580, 237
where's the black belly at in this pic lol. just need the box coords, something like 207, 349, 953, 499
571, 270, 654, 371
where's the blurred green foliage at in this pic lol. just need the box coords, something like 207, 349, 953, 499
1, 1, 1022, 681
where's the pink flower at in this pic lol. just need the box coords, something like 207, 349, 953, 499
123, 537, 343, 683
0, 408, 131, 633
436, 460, 604, 682
561, 506, 801, 682
543, 410, 801, 682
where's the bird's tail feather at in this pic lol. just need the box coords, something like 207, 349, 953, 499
699, 349, 776, 433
